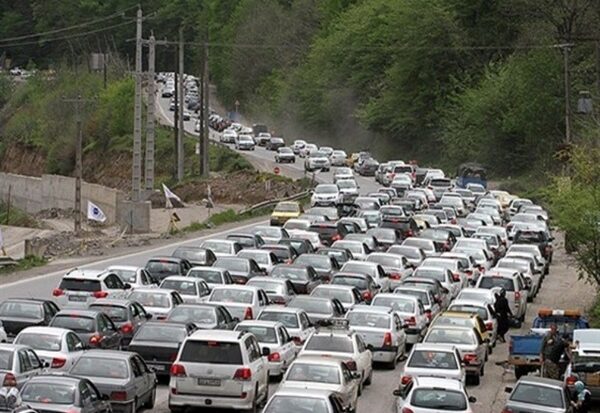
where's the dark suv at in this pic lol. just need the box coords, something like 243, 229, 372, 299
309, 222, 349, 246
513, 230, 554, 262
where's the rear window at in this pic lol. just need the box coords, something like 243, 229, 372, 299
271, 266, 308, 281
265, 396, 329, 413
71, 357, 129, 379
173, 248, 207, 262
305, 336, 353, 353
311, 288, 353, 304
347, 312, 390, 329
478, 277, 514, 291
51, 315, 96, 333
161, 280, 197, 295
15, 333, 62, 351
510, 383, 564, 408
426, 328, 475, 345
188, 269, 223, 284
89, 304, 127, 322
411, 389, 467, 411
129, 291, 171, 308
214, 258, 249, 272
332, 276, 367, 289
210, 289, 253, 304
408, 350, 458, 369
59, 278, 101, 292
372, 297, 415, 312
289, 298, 331, 314
295, 255, 331, 270
0, 301, 43, 319
167, 307, 216, 324
111, 269, 137, 284
180, 340, 242, 364
0, 350, 14, 370
450, 305, 487, 320
134, 324, 187, 343
286, 363, 341, 384
146, 261, 180, 276
258, 311, 299, 329
235, 326, 277, 343
21, 383, 75, 405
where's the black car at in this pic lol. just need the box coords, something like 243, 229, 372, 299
260, 243, 299, 263
266, 137, 285, 151
213, 257, 265, 284
165, 303, 238, 329
145, 256, 193, 282
366, 227, 402, 249
226, 233, 265, 249
0, 298, 60, 340
128, 321, 197, 376
171, 246, 217, 267
315, 247, 354, 266
381, 216, 420, 238
270, 264, 321, 294
308, 222, 349, 246
513, 230, 554, 263
278, 238, 315, 255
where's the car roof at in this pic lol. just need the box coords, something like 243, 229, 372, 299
313, 285, 355, 292
162, 276, 200, 283
270, 388, 335, 399
55, 309, 100, 318
18, 326, 70, 336
189, 266, 227, 273
450, 299, 489, 308
236, 320, 282, 329
89, 299, 136, 307
349, 305, 392, 315
3, 298, 48, 304
248, 276, 287, 284
411, 343, 457, 353
374, 293, 419, 302
189, 329, 245, 341
63, 269, 107, 279
147, 256, 184, 263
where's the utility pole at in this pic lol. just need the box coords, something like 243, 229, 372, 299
563, 44, 572, 144
173, 50, 179, 181
144, 33, 156, 193
132, 6, 143, 202
202, 40, 210, 177
199, 60, 205, 176
177, 26, 185, 182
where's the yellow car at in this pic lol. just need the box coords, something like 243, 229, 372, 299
346, 153, 360, 167
430, 311, 493, 352
270, 201, 303, 226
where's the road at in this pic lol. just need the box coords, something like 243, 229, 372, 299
0, 87, 593, 413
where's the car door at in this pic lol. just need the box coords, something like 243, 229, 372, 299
66, 332, 85, 368
17, 349, 37, 385
133, 356, 155, 401
25, 349, 44, 377
84, 380, 110, 413
277, 326, 295, 368
256, 290, 268, 316
377, 265, 390, 292
340, 362, 358, 407
392, 314, 406, 350
299, 312, 314, 343
197, 281, 210, 302
129, 356, 146, 406
354, 335, 371, 381
131, 302, 148, 329
42, 302, 58, 326
246, 337, 268, 395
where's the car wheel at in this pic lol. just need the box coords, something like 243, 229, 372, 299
247, 385, 259, 413
481, 364, 485, 377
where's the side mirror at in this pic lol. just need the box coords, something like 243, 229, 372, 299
124, 283, 132, 290
261, 347, 271, 356
351, 371, 361, 380
504, 386, 513, 394
43, 361, 50, 368
392, 389, 402, 397
145, 313, 153, 320
468, 396, 477, 403
367, 344, 374, 351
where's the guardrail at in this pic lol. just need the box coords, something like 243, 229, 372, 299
0, 256, 17, 268
238, 190, 311, 216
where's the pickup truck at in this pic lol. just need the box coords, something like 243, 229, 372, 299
508, 308, 589, 379
564, 329, 600, 400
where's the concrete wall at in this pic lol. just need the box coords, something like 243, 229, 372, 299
0, 172, 123, 224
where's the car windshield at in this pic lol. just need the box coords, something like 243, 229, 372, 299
295, 255, 331, 270
188, 269, 224, 284
0, 350, 13, 370
286, 363, 340, 384
450, 305, 488, 320
134, 324, 187, 343
258, 311, 299, 328
210, 289, 254, 304
21, 383, 75, 405
51, 315, 95, 333
168, 306, 216, 324
129, 291, 171, 308
290, 298, 331, 314
15, 333, 62, 351
201, 241, 233, 254
408, 350, 458, 369
274, 203, 300, 213
311, 288, 353, 304
426, 328, 476, 345
110, 269, 137, 284
146, 261, 179, 276
71, 357, 129, 379
305, 335, 353, 353
236, 326, 277, 343
248, 280, 285, 295
315, 185, 337, 194
161, 280, 198, 295
0, 301, 43, 319
238, 251, 269, 264
347, 312, 390, 329
510, 383, 564, 408
271, 266, 308, 281
214, 258, 249, 272
478, 277, 514, 291
411, 388, 467, 411
265, 396, 329, 413
181, 341, 243, 364
332, 276, 367, 289
372, 296, 415, 312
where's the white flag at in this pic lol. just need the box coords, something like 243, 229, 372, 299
162, 183, 182, 203
87, 201, 107, 222
206, 184, 214, 208
0, 227, 4, 248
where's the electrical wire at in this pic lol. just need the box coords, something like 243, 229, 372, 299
0, 5, 139, 44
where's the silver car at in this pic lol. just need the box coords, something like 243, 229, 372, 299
186, 266, 234, 289
0, 344, 46, 388
107, 266, 158, 289
69, 350, 157, 413
310, 285, 362, 312
371, 294, 429, 344
503, 377, 572, 413
247, 277, 297, 306
234, 320, 297, 379
14, 327, 85, 371
394, 376, 476, 413
400, 343, 465, 388
263, 388, 348, 413
159, 276, 211, 304
279, 356, 360, 411
20, 374, 112, 413
257, 306, 315, 348
127, 288, 184, 320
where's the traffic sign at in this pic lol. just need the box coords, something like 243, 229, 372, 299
273, 166, 281, 175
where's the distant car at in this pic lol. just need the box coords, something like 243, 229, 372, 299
127, 288, 184, 320
270, 264, 321, 294
159, 276, 211, 304
226, 233, 265, 250
20, 374, 112, 413
270, 201, 303, 226
252, 226, 290, 243
166, 303, 237, 330
503, 377, 572, 413
207, 285, 270, 321
171, 246, 217, 267
213, 256, 265, 284
263, 388, 348, 413
88, 299, 151, 349
0, 343, 46, 388
199, 239, 242, 257
14, 327, 86, 371
291, 139, 307, 154
69, 350, 157, 413
261, 244, 298, 264
371, 294, 428, 344
106, 266, 158, 289
311, 184, 341, 207
237, 249, 280, 274
330, 150, 348, 166
128, 321, 197, 376
49, 309, 122, 350
266, 137, 285, 151
310, 285, 363, 312
257, 306, 315, 348
356, 158, 379, 176
288, 296, 345, 324
305, 151, 331, 172
144, 257, 192, 282
247, 277, 297, 306
186, 267, 234, 289
52, 269, 132, 308
0, 298, 58, 341
235, 134, 256, 150
400, 343, 465, 387
275, 147, 296, 163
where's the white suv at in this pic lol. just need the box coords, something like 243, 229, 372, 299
311, 184, 341, 207
52, 269, 131, 308
168, 330, 270, 413
305, 150, 331, 172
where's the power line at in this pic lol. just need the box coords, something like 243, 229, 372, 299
0, 5, 139, 44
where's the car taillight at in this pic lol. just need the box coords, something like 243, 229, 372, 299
244, 307, 253, 320
514, 291, 521, 301
233, 368, 252, 381
170, 363, 186, 377
400, 375, 412, 385
383, 332, 393, 347
424, 310, 432, 321
344, 360, 357, 371
401, 408, 414, 413
2, 373, 16, 387
405, 316, 416, 326
452, 272, 460, 282
120, 323, 134, 334
331, 234, 341, 241
51, 357, 66, 369
89, 335, 102, 346
389, 273, 402, 280
268, 352, 281, 362
52, 288, 64, 297
93, 291, 109, 299
362, 291, 372, 302
292, 336, 304, 346
566, 375, 577, 385
110, 391, 127, 401
485, 321, 494, 331
463, 353, 478, 364
406, 230, 413, 237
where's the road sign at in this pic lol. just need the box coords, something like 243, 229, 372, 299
273, 166, 281, 175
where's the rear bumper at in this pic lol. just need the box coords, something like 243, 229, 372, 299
371, 346, 399, 363
464, 363, 483, 375
169, 388, 256, 410
110, 399, 136, 413
405, 329, 422, 344
268, 361, 286, 377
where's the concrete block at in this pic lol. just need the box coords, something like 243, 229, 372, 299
117, 200, 151, 233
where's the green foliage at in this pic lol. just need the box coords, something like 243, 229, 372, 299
547, 146, 600, 287
0, 255, 48, 275
0, 202, 38, 228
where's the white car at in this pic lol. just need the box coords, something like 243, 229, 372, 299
291, 139, 307, 154
336, 179, 359, 198
475, 270, 528, 321
168, 330, 270, 412
330, 150, 348, 166
394, 376, 476, 413
331, 241, 371, 261
106, 266, 158, 289
237, 249, 279, 274
340, 260, 390, 292
288, 230, 323, 250
159, 276, 211, 304
371, 294, 428, 344
448, 299, 498, 348
305, 150, 331, 172
300, 143, 318, 158
311, 184, 341, 207
52, 269, 131, 308
234, 320, 297, 379
257, 306, 315, 348
400, 344, 466, 387
333, 167, 354, 182
221, 128, 237, 143
208, 285, 270, 321
310, 285, 362, 312
413, 266, 460, 300
199, 239, 242, 257
128, 288, 184, 320
186, 267, 234, 289
283, 219, 312, 232
14, 327, 85, 371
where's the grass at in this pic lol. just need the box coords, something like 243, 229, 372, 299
0, 255, 48, 275
0, 202, 38, 228
589, 294, 600, 328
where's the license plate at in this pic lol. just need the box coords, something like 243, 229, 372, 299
148, 364, 166, 372
68, 295, 88, 302
197, 378, 220, 386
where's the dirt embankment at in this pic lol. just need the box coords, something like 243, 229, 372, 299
0, 143, 46, 175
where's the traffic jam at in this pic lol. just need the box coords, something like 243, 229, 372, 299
0, 117, 596, 413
